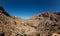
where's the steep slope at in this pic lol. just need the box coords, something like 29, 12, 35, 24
24, 12, 60, 36
0, 6, 23, 36
0, 6, 60, 36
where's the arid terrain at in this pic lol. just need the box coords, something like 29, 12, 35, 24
0, 6, 60, 36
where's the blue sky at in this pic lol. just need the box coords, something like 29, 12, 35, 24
0, 0, 60, 19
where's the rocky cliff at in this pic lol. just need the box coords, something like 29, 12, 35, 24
0, 6, 60, 36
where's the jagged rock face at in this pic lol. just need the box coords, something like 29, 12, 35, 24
0, 7, 23, 36
24, 12, 60, 36
0, 6, 60, 36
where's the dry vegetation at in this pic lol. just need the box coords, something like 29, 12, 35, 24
0, 6, 60, 36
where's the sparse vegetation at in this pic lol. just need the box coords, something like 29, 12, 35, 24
0, 6, 60, 36
23, 23, 37, 29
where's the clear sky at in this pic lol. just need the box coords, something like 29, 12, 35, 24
0, 0, 60, 19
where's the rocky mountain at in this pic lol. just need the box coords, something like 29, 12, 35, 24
0, 6, 60, 36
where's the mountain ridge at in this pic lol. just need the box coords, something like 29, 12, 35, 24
0, 6, 60, 36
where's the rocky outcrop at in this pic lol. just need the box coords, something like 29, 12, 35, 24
0, 6, 60, 36
0, 6, 23, 36
24, 12, 60, 36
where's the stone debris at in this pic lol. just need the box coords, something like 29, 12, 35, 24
0, 6, 60, 36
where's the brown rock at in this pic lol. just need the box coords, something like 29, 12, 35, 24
0, 6, 60, 36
